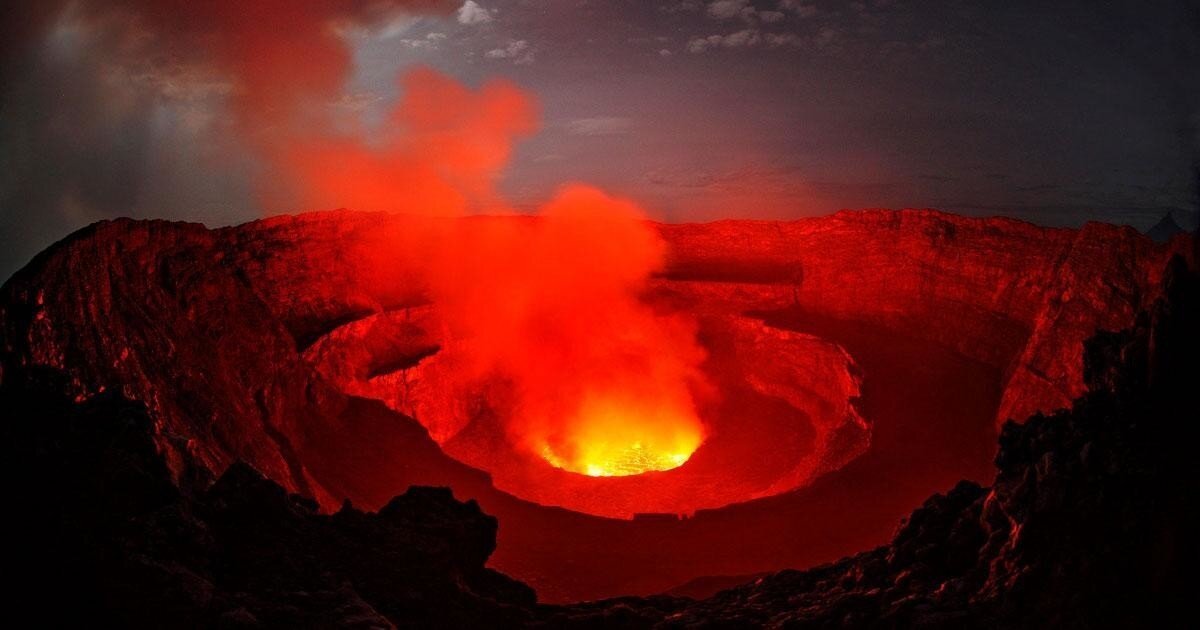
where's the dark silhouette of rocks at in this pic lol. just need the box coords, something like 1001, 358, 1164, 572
3, 244, 1197, 626
2, 367, 537, 628
613, 254, 1199, 629
1, 211, 1196, 613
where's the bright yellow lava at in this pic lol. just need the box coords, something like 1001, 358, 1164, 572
542, 442, 693, 476
538, 398, 704, 477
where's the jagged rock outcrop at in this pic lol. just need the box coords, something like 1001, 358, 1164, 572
3, 210, 1181, 501
619, 255, 1199, 629
657, 211, 1189, 426
0, 210, 1190, 604
3, 245, 1195, 628
0, 218, 504, 512
213, 210, 1190, 429
2, 368, 535, 628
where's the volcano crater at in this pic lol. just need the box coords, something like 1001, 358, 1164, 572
2, 209, 1186, 602
303, 305, 868, 518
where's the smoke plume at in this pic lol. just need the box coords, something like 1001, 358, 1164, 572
276, 67, 537, 215
2, 2, 711, 471
0, 0, 458, 278
429, 186, 708, 475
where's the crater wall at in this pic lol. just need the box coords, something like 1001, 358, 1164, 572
1, 209, 1188, 601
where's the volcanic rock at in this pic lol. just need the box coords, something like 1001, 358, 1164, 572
4, 247, 1196, 628
1, 209, 1191, 603
632, 254, 1200, 629
2, 368, 535, 628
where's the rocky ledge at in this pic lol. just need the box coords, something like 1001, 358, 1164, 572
4, 244, 1196, 627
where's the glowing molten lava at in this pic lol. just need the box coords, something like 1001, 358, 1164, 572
268, 66, 712, 481
429, 186, 710, 479
539, 395, 704, 476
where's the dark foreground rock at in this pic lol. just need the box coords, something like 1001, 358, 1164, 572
2, 368, 535, 628
2, 211, 1190, 601
632, 255, 1199, 630
2, 251, 1198, 628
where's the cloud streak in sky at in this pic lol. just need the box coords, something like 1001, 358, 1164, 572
485, 39, 535, 64
457, 1, 494, 25
566, 117, 633, 136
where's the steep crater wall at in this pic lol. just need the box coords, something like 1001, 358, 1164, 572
304, 307, 868, 517
1, 208, 1187, 601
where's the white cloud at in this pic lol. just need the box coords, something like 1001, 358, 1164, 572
457, 1, 493, 25
376, 16, 418, 40
706, 0, 791, 24
485, 39, 534, 64
659, 48, 673, 56
337, 14, 419, 41
764, 32, 804, 48
723, 28, 761, 47
688, 28, 813, 53
687, 28, 761, 53
707, 0, 751, 20
566, 117, 634, 136
398, 32, 448, 49
687, 36, 720, 53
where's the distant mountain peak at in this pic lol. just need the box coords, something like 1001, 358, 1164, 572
1146, 212, 1186, 243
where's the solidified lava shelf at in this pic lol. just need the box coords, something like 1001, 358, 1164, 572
0, 208, 1188, 602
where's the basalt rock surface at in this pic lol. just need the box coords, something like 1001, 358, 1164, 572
0, 210, 1191, 604
1, 210, 1184, 502
623, 254, 1199, 629
4, 243, 1196, 628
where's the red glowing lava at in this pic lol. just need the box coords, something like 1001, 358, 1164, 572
538, 396, 703, 477
427, 186, 710, 478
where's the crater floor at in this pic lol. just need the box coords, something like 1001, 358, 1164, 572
304, 305, 868, 518
1, 209, 1183, 601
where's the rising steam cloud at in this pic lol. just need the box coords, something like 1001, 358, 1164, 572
1, 1, 710, 473
429, 186, 709, 475
293, 68, 710, 474
267, 60, 705, 470
278, 67, 537, 216
264, 50, 709, 475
